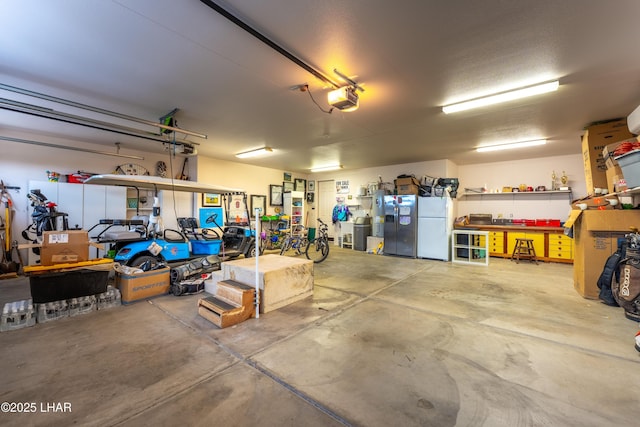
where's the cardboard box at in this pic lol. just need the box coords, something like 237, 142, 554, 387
570, 195, 612, 210
605, 164, 624, 194
116, 267, 170, 304
394, 177, 420, 187
396, 184, 419, 195
40, 230, 90, 266
582, 120, 633, 195
569, 210, 640, 299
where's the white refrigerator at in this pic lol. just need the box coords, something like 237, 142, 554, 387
417, 196, 452, 261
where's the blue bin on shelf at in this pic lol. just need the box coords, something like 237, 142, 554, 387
190, 240, 222, 255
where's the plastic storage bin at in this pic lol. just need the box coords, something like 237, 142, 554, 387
190, 239, 222, 255
29, 269, 110, 303
615, 149, 640, 188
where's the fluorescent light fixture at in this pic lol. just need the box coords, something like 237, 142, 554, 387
310, 164, 343, 173
328, 87, 359, 112
442, 80, 559, 114
235, 146, 273, 158
476, 139, 546, 153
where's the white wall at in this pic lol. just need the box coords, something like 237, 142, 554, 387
195, 157, 307, 216
456, 154, 584, 221
309, 159, 456, 219
308, 154, 583, 224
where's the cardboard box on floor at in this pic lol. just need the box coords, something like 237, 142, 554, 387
116, 267, 171, 304
566, 209, 640, 299
40, 230, 90, 266
582, 119, 634, 195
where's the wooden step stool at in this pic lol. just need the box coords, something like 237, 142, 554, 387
198, 279, 257, 328
511, 238, 538, 264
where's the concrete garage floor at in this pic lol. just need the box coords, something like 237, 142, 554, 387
1, 247, 639, 426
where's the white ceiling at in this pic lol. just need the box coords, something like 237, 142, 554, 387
2, 0, 640, 174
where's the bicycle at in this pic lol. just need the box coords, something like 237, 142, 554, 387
260, 218, 289, 252
305, 218, 330, 263
279, 225, 308, 256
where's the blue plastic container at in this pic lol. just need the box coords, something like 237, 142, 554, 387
190, 240, 222, 255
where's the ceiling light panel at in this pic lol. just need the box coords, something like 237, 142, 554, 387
476, 139, 546, 153
443, 81, 559, 114
235, 146, 273, 158
310, 164, 343, 172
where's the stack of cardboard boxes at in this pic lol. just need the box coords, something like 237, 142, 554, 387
570, 119, 640, 299
581, 118, 634, 195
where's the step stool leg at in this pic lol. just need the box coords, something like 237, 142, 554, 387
528, 240, 539, 264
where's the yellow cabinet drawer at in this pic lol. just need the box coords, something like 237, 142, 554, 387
489, 232, 503, 245
549, 251, 573, 260
490, 245, 504, 255
549, 245, 572, 254
548, 234, 572, 244
490, 242, 504, 251
549, 242, 572, 251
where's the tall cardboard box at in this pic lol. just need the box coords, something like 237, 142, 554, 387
582, 120, 633, 195
40, 230, 90, 265
570, 210, 640, 299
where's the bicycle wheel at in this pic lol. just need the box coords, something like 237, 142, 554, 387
280, 238, 291, 256
294, 238, 308, 255
305, 238, 329, 263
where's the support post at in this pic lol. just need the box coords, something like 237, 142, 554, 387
254, 207, 261, 318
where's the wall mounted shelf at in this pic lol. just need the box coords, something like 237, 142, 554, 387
460, 190, 572, 198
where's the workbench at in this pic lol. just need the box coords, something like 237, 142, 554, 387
454, 224, 573, 263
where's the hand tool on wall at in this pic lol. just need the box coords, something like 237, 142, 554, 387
0, 181, 18, 273
11, 240, 24, 273
177, 157, 188, 180
1, 180, 11, 253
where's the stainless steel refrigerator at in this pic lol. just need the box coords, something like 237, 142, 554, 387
417, 196, 452, 261
383, 195, 418, 257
